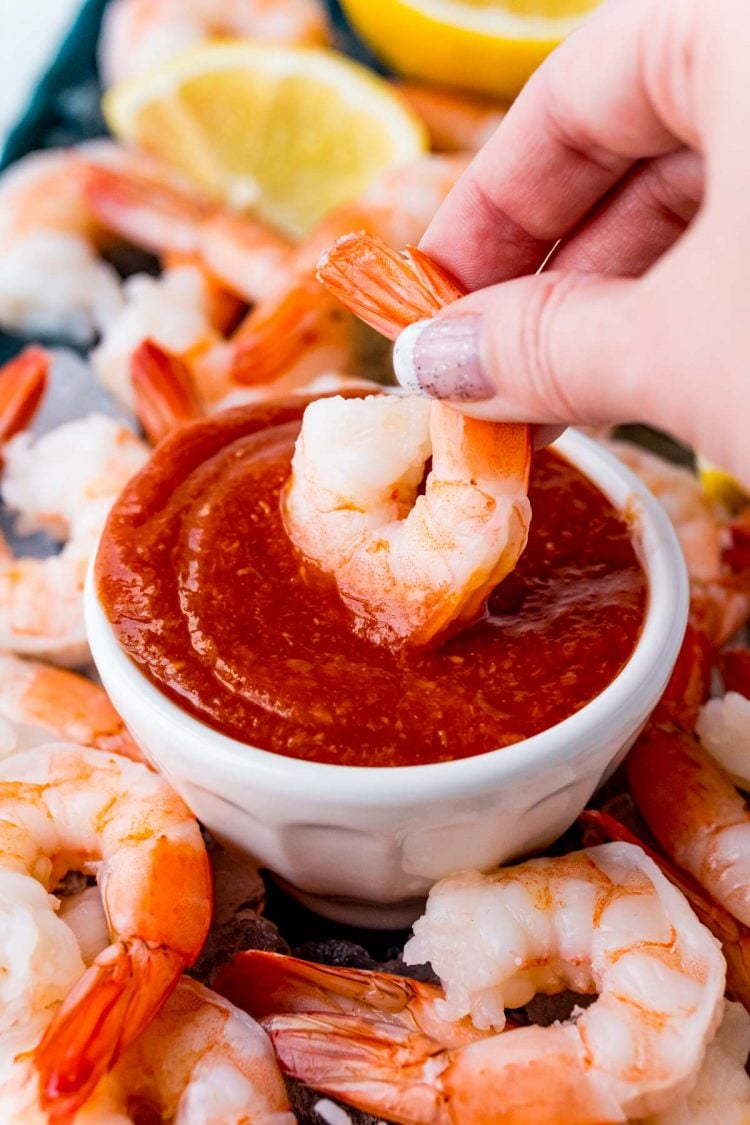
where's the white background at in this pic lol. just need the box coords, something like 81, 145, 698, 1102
0, 0, 82, 144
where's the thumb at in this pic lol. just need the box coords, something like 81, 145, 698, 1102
392, 270, 643, 426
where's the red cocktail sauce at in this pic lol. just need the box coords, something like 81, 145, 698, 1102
96, 397, 646, 767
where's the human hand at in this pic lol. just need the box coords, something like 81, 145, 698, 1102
392, 0, 750, 483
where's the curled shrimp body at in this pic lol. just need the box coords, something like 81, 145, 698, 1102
5, 979, 295, 1124
233, 845, 725, 1124
99, 0, 330, 87
284, 234, 531, 646
83, 162, 293, 307
0, 651, 143, 763
86, 978, 296, 1124
0, 744, 212, 1120
0, 352, 148, 665
628, 724, 750, 930
285, 393, 531, 645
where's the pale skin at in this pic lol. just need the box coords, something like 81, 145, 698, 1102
394, 0, 750, 486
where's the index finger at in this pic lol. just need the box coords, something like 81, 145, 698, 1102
420, 0, 702, 290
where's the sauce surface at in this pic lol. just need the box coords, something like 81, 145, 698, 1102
97, 398, 647, 767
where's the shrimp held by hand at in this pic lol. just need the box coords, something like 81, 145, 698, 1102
0, 744, 212, 1119
284, 235, 531, 646
223, 844, 725, 1124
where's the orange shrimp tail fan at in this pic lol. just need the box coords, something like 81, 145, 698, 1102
262, 1010, 444, 1124
0, 345, 49, 444
218, 949, 433, 1023
131, 340, 203, 444
316, 232, 465, 340
228, 278, 350, 386
35, 938, 184, 1120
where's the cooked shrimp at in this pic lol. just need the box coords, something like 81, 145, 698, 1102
0, 650, 143, 762
583, 808, 750, 1014
242, 845, 724, 1123
285, 393, 531, 645
91, 266, 221, 408
396, 82, 507, 153
3, 860, 288, 1122
628, 724, 750, 929
0, 352, 149, 665
0, 144, 130, 344
87, 979, 295, 1124
99, 0, 330, 86
4, 978, 295, 1124
606, 441, 750, 644
697, 693, 750, 788
284, 235, 530, 646
198, 154, 468, 396
691, 647, 750, 787
0, 871, 89, 1122
83, 162, 293, 305
86, 156, 466, 408
129, 337, 380, 442
0, 743, 212, 1119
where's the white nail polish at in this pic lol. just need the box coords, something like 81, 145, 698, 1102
393, 314, 493, 401
393, 321, 430, 394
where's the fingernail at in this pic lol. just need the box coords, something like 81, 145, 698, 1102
393, 314, 493, 401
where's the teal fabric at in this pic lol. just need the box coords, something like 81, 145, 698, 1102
0, 0, 385, 360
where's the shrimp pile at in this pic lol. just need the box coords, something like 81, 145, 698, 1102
0, 742, 212, 1117
0, 724, 296, 1122
4, 3, 750, 1120
221, 844, 726, 1123
83, 154, 467, 419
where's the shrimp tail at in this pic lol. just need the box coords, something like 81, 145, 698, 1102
218, 951, 497, 1052
0, 345, 49, 443
262, 1010, 449, 1125
582, 808, 750, 1013
131, 340, 203, 443
219, 949, 438, 1023
82, 164, 211, 256
316, 233, 464, 341
227, 280, 350, 386
35, 938, 184, 1119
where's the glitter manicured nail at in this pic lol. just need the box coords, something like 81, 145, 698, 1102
393, 315, 493, 402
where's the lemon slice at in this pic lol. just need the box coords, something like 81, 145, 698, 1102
341, 0, 602, 100
104, 42, 427, 239
697, 455, 749, 513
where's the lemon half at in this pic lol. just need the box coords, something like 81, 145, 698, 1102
104, 42, 427, 239
341, 0, 602, 99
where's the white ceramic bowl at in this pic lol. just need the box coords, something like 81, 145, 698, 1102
86, 429, 689, 928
